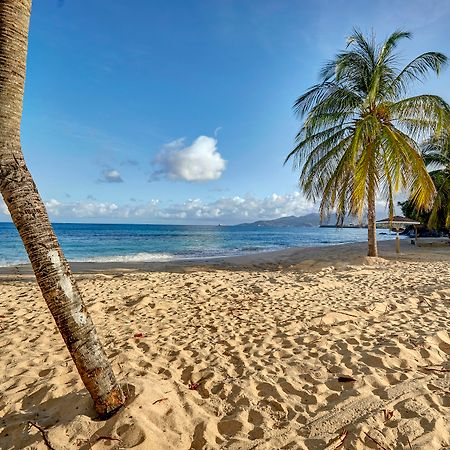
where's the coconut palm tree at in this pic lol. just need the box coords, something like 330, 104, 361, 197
0, 0, 124, 417
286, 29, 449, 256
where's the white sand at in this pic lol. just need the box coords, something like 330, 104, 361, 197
0, 240, 449, 449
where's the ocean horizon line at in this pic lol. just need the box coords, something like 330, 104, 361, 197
0, 220, 322, 227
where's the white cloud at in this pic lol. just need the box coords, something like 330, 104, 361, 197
45, 199, 61, 216
0, 192, 405, 224
70, 201, 119, 218
21, 192, 315, 224
151, 136, 226, 182
99, 169, 123, 183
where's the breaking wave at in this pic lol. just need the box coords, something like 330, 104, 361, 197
72, 252, 175, 263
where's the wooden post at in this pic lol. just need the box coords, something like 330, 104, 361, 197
396, 231, 400, 254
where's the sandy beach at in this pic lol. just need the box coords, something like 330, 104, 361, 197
0, 239, 449, 449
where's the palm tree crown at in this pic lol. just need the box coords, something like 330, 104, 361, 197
286, 29, 449, 255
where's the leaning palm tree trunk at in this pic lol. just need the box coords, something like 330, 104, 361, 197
0, 0, 124, 417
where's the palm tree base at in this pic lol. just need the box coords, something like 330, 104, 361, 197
95, 387, 126, 419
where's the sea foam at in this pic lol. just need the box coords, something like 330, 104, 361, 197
72, 252, 175, 263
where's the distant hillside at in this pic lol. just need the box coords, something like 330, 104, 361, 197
234, 213, 323, 228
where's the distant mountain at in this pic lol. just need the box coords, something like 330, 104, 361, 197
234, 213, 323, 228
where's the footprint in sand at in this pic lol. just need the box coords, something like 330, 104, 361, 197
217, 419, 242, 437
189, 423, 207, 450
247, 409, 264, 440
136, 341, 149, 353
115, 423, 145, 447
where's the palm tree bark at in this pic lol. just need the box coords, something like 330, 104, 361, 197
0, 0, 124, 417
367, 174, 378, 257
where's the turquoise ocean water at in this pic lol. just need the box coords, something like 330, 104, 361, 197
0, 222, 395, 267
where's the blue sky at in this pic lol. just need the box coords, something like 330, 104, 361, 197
2, 0, 449, 224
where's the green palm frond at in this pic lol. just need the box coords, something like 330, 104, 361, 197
378, 30, 412, 62
421, 131, 450, 229
287, 126, 353, 171
391, 95, 450, 134
388, 52, 448, 96
422, 130, 450, 168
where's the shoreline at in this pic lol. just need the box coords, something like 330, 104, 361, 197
0, 238, 448, 278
